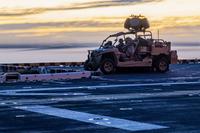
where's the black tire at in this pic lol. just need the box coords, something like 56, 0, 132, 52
155, 57, 169, 73
100, 58, 116, 74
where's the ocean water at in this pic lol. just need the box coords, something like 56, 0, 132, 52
0, 46, 199, 63
0, 47, 94, 63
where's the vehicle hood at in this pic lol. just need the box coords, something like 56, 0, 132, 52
92, 48, 114, 53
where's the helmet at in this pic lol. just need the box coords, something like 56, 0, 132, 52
119, 38, 124, 43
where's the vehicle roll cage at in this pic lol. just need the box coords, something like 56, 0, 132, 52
100, 31, 153, 48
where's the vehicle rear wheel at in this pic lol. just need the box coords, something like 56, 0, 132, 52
100, 59, 115, 74
155, 57, 169, 73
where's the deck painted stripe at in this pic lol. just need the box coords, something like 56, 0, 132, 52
15, 105, 167, 132
97, 76, 200, 82
0, 92, 89, 96
2, 90, 200, 105
1, 81, 200, 93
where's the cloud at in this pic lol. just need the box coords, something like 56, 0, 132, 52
1, 15, 199, 32
150, 16, 200, 30
0, 0, 162, 17
0, 43, 97, 50
0, 15, 199, 44
68, 0, 163, 8
0, 20, 122, 31
0, 9, 44, 17
0, 22, 66, 30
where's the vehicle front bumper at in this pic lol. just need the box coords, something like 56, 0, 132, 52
85, 54, 102, 71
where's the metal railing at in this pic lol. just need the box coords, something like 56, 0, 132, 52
0, 59, 199, 73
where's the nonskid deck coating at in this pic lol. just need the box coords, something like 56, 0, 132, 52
0, 64, 200, 133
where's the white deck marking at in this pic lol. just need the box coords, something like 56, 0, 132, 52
1, 81, 200, 94
2, 90, 200, 106
96, 76, 200, 82
15, 105, 167, 132
0, 92, 89, 96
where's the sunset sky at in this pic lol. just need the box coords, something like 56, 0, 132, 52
0, 0, 200, 45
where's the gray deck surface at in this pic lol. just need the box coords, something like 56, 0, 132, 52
0, 64, 200, 133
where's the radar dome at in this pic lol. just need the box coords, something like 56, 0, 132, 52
124, 15, 150, 32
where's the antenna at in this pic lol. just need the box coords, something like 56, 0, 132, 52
157, 29, 160, 40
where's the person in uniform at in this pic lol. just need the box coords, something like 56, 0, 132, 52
116, 38, 125, 52
125, 37, 135, 58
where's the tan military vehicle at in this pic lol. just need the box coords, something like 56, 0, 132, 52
84, 15, 178, 74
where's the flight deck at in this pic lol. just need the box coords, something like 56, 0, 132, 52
0, 64, 200, 133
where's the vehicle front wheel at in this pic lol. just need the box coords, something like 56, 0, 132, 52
155, 57, 169, 73
100, 59, 116, 74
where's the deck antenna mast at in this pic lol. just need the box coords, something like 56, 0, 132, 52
157, 29, 160, 40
